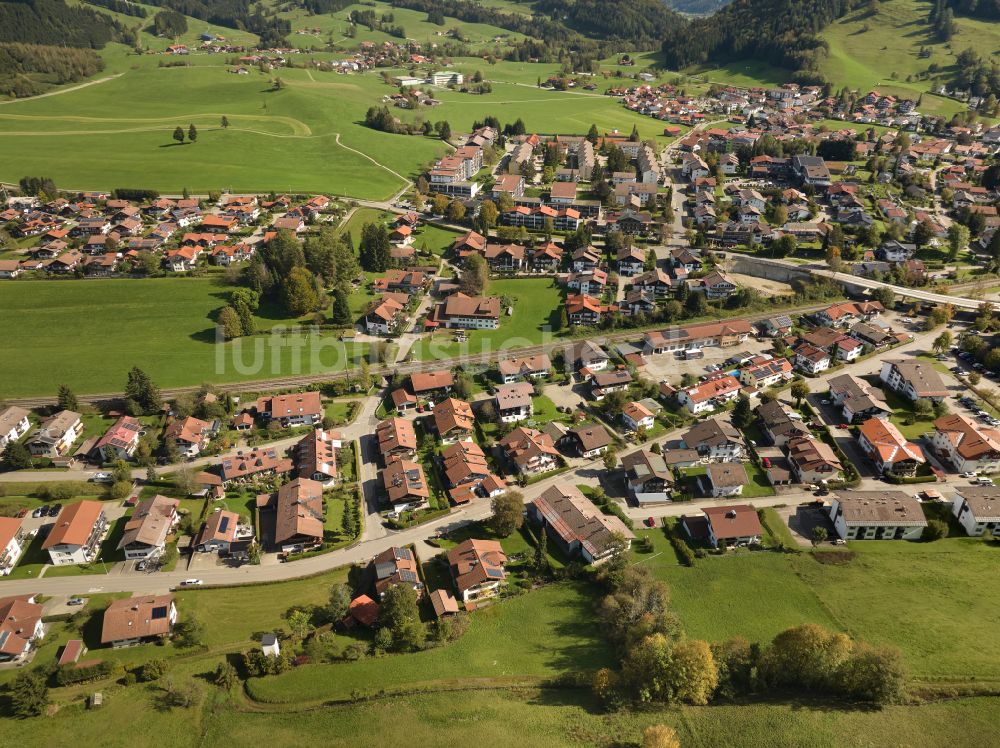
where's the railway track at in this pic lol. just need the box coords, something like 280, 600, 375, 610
4, 303, 832, 408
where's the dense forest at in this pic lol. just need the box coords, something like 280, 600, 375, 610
535, 0, 685, 46
0, 0, 116, 48
0, 42, 104, 98
84, 0, 147, 18
943, 0, 1000, 19
660, 0, 858, 82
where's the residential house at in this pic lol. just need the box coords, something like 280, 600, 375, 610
683, 505, 762, 548
562, 423, 611, 458
835, 336, 865, 362
26, 410, 81, 457
432, 293, 502, 329
164, 416, 215, 458
448, 539, 507, 603
495, 382, 534, 423
567, 294, 615, 327
376, 418, 418, 463
440, 440, 504, 504
695, 270, 738, 300
622, 401, 655, 432
296, 428, 341, 485
528, 484, 635, 564
676, 375, 742, 415
497, 354, 552, 383
567, 340, 610, 375
500, 427, 560, 475
616, 245, 646, 276
828, 491, 927, 540
117, 495, 180, 560
681, 418, 746, 461
0, 595, 45, 661
739, 358, 793, 389
755, 400, 809, 447
372, 547, 424, 598
880, 360, 948, 402
433, 398, 475, 443
621, 449, 673, 504
255, 391, 323, 426
857, 417, 925, 476
364, 293, 407, 336
786, 435, 842, 483
0, 518, 27, 576
195, 510, 241, 553
219, 447, 293, 485
930, 414, 1000, 474
794, 344, 831, 375
411, 370, 454, 400
484, 243, 526, 273
101, 594, 177, 648
94, 416, 143, 462
42, 500, 108, 566
265, 477, 325, 552
380, 457, 430, 510
828, 373, 891, 423
591, 369, 632, 400
951, 486, 1000, 536
0, 406, 31, 450
702, 463, 749, 497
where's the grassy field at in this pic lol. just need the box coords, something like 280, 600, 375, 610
639, 529, 1000, 679
245, 582, 610, 703
0, 61, 445, 198
0, 278, 367, 397
818, 0, 981, 118
281, 0, 528, 50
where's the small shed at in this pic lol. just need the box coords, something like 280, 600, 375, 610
261, 633, 280, 658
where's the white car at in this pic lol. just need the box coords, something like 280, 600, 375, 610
91, 472, 113, 483
179, 579, 203, 587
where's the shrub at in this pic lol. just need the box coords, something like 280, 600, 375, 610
922, 519, 948, 541
137, 659, 168, 682
666, 526, 696, 566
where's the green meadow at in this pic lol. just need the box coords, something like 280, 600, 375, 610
0, 278, 367, 397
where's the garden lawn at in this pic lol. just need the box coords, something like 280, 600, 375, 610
741, 462, 776, 498
0, 278, 367, 397
410, 278, 562, 360
245, 582, 611, 703
637, 533, 840, 644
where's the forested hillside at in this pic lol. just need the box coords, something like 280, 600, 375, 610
0, 42, 104, 98
664, 0, 732, 13
0, 0, 116, 47
661, 0, 858, 82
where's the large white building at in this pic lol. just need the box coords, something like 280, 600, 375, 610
828, 491, 927, 541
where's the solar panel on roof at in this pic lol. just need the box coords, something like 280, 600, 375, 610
151, 606, 168, 620
485, 568, 503, 579
218, 517, 230, 534
399, 570, 418, 582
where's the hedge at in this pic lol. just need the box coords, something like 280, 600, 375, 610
55, 660, 112, 686
665, 524, 696, 566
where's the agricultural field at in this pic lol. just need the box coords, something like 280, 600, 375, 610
0, 278, 367, 397
0, 60, 446, 199
280, 0, 529, 50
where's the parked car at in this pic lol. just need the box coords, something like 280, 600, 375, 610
47, 504, 61, 517
179, 579, 203, 587
762, 457, 772, 468
16, 508, 28, 518
821, 399, 832, 406
644, 517, 657, 528
66, 597, 86, 606
91, 472, 113, 483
